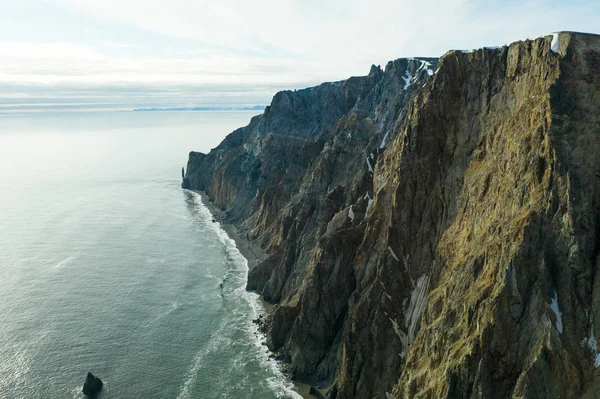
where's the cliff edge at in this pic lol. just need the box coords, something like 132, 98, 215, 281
183, 32, 600, 398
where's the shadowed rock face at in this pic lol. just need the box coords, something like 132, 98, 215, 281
82, 372, 103, 396
184, 32, 600, 398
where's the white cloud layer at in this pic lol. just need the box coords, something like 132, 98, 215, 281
0, 0, 599, 107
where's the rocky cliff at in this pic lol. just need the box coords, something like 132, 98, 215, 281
183, 32, 600, 398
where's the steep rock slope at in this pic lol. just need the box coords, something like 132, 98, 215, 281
390, 32, 600, 399
183, 32, 600, 398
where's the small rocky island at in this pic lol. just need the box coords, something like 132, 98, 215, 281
82, 372, 103, 397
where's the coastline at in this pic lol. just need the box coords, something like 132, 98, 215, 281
192, 190, 267, 271
191, 190, 322, 398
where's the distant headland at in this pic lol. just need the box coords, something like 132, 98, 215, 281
132, 105, 266, 112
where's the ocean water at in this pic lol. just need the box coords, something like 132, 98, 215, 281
0, 112, 300, 398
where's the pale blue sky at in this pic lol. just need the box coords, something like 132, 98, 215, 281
0, 0, 598, 111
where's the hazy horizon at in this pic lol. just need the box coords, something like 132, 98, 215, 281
1, 0, 599, 113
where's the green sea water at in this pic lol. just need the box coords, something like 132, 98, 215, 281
0, 112, 300, 398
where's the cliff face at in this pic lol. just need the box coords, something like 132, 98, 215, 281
183, 32, 600, 398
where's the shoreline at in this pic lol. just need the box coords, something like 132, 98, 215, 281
192, 190, 267, 271
191, 190, 322, 398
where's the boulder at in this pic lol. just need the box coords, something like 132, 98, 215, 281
309, 385, 327, 399
82, 372, 103, 396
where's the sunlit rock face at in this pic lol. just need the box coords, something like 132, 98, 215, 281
184, 32, 600, 398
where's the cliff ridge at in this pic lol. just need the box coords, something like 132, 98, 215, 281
183, 32, 600, 398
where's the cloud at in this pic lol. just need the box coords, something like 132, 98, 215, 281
97, 41, 131, 49
53, 0, 599, 61
1, 0, 599, 107
0, 41, 333, 86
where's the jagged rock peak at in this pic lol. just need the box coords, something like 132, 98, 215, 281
82, 372, 103, 397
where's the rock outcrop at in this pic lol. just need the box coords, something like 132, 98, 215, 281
82, 372, 103, 396
183, 32, 600, 398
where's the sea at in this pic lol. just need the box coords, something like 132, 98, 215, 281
0, 111, 302, 398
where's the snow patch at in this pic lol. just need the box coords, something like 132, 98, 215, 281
402, 69, 413, 90
366, 157, 374, 173
389, 318, 403, 340
389, 317, 409, 359
551, 33, 560, 53
364, 192, 374, 213
386, 393, 394, 399
581, 319, 600, 368
587, 334, 597, 352
550, 290, 563, 334
406, 275, 430, 343
417, 60, 431, 71
380, 130, 390, 149
379, 280, 392, 300
401, 254, 412, 282
388, 246, 400, 262
417, 60, 426, 70
348, 205, 355, 221
589, 333, 600, 368
417, 60, 434, 76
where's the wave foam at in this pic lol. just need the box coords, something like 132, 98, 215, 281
183, 191, 302, 399
51, 255, 76, 271
176, 326, 232, 399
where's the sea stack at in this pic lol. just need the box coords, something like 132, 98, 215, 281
82, 372, 103, 396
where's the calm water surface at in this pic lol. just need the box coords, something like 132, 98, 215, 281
0, 112, 300, 398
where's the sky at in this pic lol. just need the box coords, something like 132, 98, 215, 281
0, 0, 598, 111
